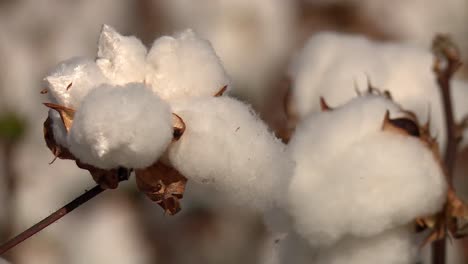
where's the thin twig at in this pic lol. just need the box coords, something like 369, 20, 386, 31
431, 34, 463, 264
0, 167, 131, 256
0, 185, 104, 256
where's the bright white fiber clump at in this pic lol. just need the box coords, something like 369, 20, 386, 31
44, 57, 108, 108
287, 95, 447, 246
168, 96, 293, 210
68, 83, 173, 169
314, 226, 417, 264
289, 31, 468, 149
96, 25, 147, 85
146, 29, 230, 102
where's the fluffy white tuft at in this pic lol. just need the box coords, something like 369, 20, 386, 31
96, 24, 147, 85
287, 95, 447, 246
68, 83, 173, 169
0, 258, 9, 264
44, 57, 108, 108
146, 29, 230, 102
167, 96, 293, 210
289, 31, 468, 149
314, 226, 417, 264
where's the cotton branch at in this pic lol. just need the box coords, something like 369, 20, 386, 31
431, 34, 463, 264
0, 169, 130, 256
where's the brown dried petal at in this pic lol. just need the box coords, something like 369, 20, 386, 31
135, 161, 187, 215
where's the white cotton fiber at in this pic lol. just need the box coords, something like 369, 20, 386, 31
289, 31, 468, 150
314, 226, 417, 264
146, 29, 230, 102
96, 24, 147, 85
0, 258, 9, 264
68, 83, 173, 169
287, 95, 447, 246
167, 96, 293, 210
48, 109, 68, 147
43, 57, 108, 108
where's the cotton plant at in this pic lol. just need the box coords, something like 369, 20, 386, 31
283, 93, 448, 263
287, 31, 468, 150
41, 25, 293, 214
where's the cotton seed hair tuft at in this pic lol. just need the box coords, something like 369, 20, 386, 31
96, 24, 148, 85
43, 57, 108, 108
68, 83, 173, 169
146, 29, 231, 102
168, 96, 294, 211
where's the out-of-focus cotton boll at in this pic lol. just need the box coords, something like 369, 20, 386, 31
159, 0, 297, 110
96, 24, 147, 85
287, 95, 447, 246
146, 29, 230, 102
314, 226, 417, 264
167, 96, 293, 210
303, 0, 468, 61
289, 32, 468, 150
68, 83, 172, 169
44, 57, 108, 108
362, 0, 468, 57
0, 258, 10, 264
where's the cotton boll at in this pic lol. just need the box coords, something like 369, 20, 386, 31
314, 226, 417, 264
289, 32, 468, 150
68, 83, 173, 169
287, 95, 447, 246
0, 258, 9, 264
44, 57, 108, 108
167, 96, 293, 210
146, 29, 230, 102
96, 24, 147, 85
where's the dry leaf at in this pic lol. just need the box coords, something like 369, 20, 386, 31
135, 161, 188, 215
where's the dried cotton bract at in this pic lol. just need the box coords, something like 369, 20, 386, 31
168, 96, 294, 210
287, 95, 447, 246
68, 83, 173, 169
146, 29, 231, 102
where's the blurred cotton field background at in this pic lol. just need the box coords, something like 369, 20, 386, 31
0, 0, 468, 264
